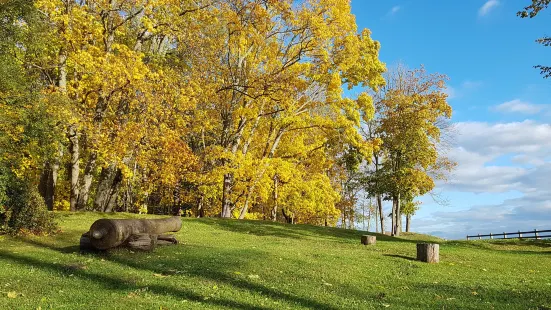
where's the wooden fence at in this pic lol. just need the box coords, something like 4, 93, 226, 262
466, 229, 551, 240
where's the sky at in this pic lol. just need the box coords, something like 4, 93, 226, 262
349, 0, 551, 240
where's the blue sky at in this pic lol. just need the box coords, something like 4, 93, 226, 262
350, 0, 551, 239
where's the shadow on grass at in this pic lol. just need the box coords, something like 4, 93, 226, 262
0, 249, 271, 310
197, 218, 432, 244
13, 237, 340, 310
382, 254, 416, 261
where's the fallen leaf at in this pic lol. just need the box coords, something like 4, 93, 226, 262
472, 291, 478, 296
248, 274, 259, 279
7, 291, 17, 298
153, 273, 168, 278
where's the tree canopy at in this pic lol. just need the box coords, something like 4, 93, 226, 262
0, 0, 454, 233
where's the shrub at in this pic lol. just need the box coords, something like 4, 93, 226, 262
4, 183, 58, 235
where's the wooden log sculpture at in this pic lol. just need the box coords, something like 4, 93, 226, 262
80, 216, 182, 251
416, 243, 439, 263
361, 235, 376, 245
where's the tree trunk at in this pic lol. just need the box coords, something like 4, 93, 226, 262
373, 155, 385, 234
272, 175, 278, 222
361, 235, 376, 245
77, 152, 97, 210
238, 186, 254, 219
374, 199, 378, 233
391, 198, 396, 236
94, 165, 123, 212
68, 126, 80, 212
58, 48, 67, 91
196, 195, 205, 218
377, 194, 384, 234
221, 173, 233, 218
406, 214, 411, 232
416, 243, 439, 263
38, 164, 53, 210
38, 155, 60, 211
282, 208, 293, 224
395, 193, 401, 236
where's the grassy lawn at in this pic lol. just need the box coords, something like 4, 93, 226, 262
0, 212, 550, 309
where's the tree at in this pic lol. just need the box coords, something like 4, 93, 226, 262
518, 0, 551, 78
30, 0, 204, 212
401, 197, 421, 233
1, 0, 389, 227
0, 0, 66, 235
185, 0, 385, 221
369, 64, 455, 236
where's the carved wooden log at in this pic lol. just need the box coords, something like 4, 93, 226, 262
361, 235, 376, 245
127, 233, 158, 251
87, 217, 182, 250
416, 243, 439, 263
157, 234, 179, 245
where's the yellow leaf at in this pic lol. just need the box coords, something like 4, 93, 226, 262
7, 291, 17, 298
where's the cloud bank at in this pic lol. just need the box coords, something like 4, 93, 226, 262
416, 120, 551, 239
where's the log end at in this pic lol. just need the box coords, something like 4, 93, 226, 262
91, 229, 107, 239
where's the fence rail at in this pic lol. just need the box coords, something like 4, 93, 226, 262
466, 229, 551, 240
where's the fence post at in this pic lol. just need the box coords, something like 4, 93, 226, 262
503, 232, 506, 239
518, 230, 522, 239
490, 233, 493, 239
466, 236, 470, 241
478, 234, 481, 240
535, 229, 540, 240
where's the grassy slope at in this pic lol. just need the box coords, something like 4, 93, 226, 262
0, 213, 550, 310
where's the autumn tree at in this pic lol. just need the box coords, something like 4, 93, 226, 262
1, 0, 390, 228
400, 196, 421, 233
518, 0, 551, 77
183, 0, 385, 222
368, 64, 455, 236
29, 0, 205, 212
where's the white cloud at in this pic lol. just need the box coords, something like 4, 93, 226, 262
454, 120, 551, 156
478, 0, 499, 16
390, 6, 401, 15
384, 5, 401, 18
418, 181, 551, 240
417, 120, 551, 239
493, 99, 547, 114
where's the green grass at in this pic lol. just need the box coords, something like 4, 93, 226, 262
0, 212, 550, 309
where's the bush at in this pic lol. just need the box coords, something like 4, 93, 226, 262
4, 183, 58, 235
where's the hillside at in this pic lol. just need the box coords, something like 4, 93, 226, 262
0, 213, 550, 309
